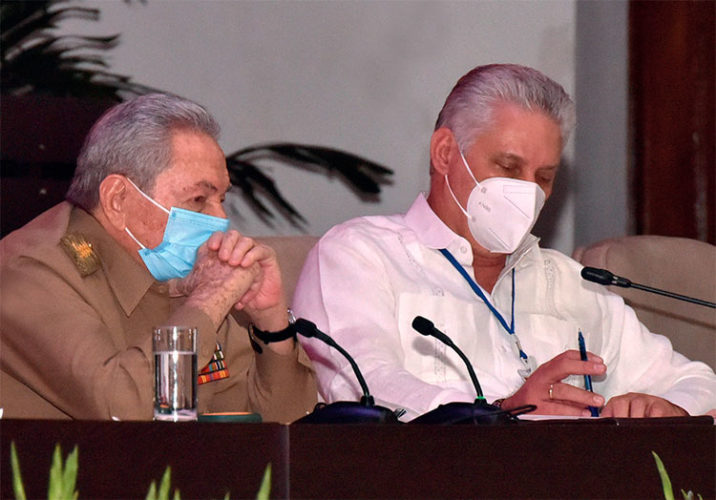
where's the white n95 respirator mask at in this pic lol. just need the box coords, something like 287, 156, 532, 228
445, 151, 546, 254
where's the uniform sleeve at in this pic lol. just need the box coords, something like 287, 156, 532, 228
198, 313, 317, 423
292, 229, 474, 420
247, 340, 318, 423
0, 255, 214, 420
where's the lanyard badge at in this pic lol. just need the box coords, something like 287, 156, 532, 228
440, 248, 536, 379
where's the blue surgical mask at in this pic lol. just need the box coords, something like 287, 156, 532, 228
124, 179, 229, 281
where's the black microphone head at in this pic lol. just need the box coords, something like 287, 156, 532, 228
412, 316, 435, 336
411, 314, 482, 400
294, 318, 318, 338
581, 266, 614, 285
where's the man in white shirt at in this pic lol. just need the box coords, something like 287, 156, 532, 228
293, 64, 716, 421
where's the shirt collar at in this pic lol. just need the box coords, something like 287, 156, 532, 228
67, 207, 157, 315
403, 193, 540, 268
506, 234, 539, 267
404, 193, 468, 250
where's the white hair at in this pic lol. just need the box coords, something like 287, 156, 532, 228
67, 93, 220, 210
435, 64, 576, 151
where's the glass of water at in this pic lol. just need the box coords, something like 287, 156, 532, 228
153, 326, 198, 422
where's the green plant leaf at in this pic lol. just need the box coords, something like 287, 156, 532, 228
256, 463, 271, 500
10, 442, 27, 500
62, 446, 79, 499
158, 466, 172, 500
652, 451, 674, 500
145, 480, 158, 500
680, 489, 704, 500
48, 444, 64, 500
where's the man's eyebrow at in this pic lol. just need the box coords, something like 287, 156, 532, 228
493, 152, 561, 169
196, 180, 217, 192
192, 180, 231, 195
492, 152, 526, 164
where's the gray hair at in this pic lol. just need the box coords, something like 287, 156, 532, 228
67, 93, 221, 210
435, 64, 575, 151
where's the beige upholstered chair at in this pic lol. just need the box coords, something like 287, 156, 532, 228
573, 235, 716, 368
257, 235, 319, 303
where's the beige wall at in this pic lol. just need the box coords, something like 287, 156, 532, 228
58, 0, 628, 254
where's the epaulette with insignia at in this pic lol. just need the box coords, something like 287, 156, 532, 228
60, 234, 101, 277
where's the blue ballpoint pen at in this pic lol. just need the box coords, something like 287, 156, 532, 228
578, 330, 600, 417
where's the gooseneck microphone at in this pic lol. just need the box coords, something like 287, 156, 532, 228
410, 316, 534, 425
581, 267, 716, 308
412, 316, 486, 402
295, 318, 374, 406
293, 318, 399, 424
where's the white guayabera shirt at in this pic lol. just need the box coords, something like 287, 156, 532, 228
293, 194, 716, 420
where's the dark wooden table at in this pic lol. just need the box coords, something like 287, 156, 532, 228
1, 419, 286, 499
2, 417, 714, 499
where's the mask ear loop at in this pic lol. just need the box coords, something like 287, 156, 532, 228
123, 177, 170, 250
124, 227, 147, 250
444, 174, 472, 219
458, 150, 481, 187
125, 177, 170, 215
444, 149, 481, 220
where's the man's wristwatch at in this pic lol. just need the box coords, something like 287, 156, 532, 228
248, 309, 297, 353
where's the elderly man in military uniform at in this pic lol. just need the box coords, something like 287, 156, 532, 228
0, 94, 317, 421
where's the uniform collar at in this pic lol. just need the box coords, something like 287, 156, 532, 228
67, 207, 158, 315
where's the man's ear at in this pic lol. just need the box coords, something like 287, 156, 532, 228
430, 127, 458, 176
98, 174, 130, 231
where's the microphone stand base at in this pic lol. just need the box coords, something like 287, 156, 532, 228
409, 401, 521, 425
294, 401, 400, 424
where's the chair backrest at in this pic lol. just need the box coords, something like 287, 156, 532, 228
257, 235, 319, 305
573, 235, 715, 368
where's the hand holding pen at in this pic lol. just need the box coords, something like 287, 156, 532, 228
501, 349, 607, 416
579, 330, 601, 417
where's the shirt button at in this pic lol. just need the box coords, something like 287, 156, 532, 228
460, 246, 468, 254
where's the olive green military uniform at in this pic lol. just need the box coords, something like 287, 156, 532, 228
0, 202, 317, 422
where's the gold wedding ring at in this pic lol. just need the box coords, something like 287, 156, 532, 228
549, 384, 554, 400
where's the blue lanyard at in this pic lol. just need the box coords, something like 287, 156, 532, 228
439, 248, 530, 364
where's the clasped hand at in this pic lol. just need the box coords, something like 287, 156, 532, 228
173, 230, 286, 328
503, 350, 687, 418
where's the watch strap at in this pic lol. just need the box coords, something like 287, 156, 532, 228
247, 309, 297, 353
249, 322, 297, 344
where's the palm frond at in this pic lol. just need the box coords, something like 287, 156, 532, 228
226, 157, 306, 227
2, 6, 100, 52
0, 0, 156, 99
225, 143, 393, 226
1, 1, 394, 229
